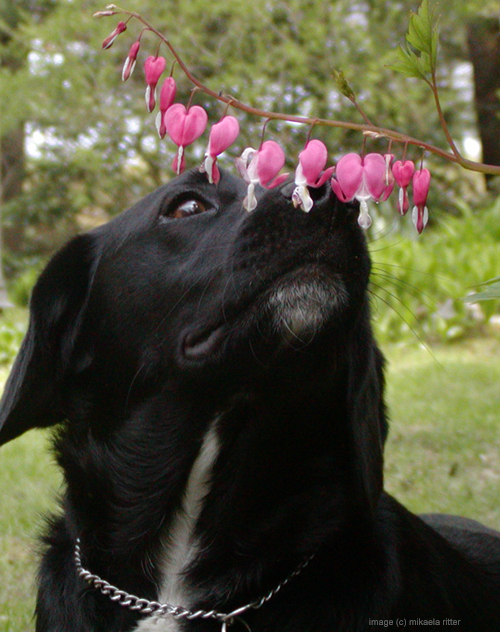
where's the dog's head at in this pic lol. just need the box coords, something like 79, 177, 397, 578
0, 168, 385, 507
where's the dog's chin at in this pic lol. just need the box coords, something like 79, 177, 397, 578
265, 276, 345, 345
182, 266, 347, 362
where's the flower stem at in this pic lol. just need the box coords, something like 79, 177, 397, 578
107, 7, 500, 178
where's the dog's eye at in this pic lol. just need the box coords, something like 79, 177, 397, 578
170, 199, 209, 219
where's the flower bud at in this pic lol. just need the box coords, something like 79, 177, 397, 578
412, 168, 431, 233
102, 21, 127, 50
122, 41, 141, 82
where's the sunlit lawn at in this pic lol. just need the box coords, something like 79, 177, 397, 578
384, 337, 500, 529
0, 338, 499, 630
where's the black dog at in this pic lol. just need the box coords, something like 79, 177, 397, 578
1, 169, 499, 632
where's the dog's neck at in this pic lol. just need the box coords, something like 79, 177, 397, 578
155, 419, 221, 614
61, 347, 384, 625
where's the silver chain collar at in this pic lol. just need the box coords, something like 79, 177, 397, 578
75, 538, 315, 631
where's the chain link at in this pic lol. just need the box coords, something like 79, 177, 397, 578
75, 538, 315, 628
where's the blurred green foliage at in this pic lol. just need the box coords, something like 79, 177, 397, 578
370, 197, 500, 342
1, 0, 499, 271
0, 308, 27, 364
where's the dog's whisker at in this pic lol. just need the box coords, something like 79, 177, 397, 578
369, 282, 422, 327
368, 286, 439, 364
370, 269, 439, 312
372, 259, 451, 284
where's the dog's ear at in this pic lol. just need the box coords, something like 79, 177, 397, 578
0, 233, 99, 445
347, 329, 387, 512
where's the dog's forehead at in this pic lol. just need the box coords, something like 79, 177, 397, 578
155, 167, 249, 214
92, 168, 248, 246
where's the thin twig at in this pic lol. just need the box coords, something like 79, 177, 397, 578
97, 6, 500, 177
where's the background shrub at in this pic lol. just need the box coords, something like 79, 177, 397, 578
369, 198, 500, 342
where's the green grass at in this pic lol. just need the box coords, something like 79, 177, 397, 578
0, 429, 60, 631
384, 337, 500, 529
0, 338, 499, 628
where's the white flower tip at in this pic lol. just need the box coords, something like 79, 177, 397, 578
358, 200, 372, 229
204, 156, 215, 184
398, 188, 405, 214
358, 214, 372, 230
292, 186, 313, 212
102, 34, 119, 49
243, 183, 257, 211
145, 86, 157, 112
243, 197, 258, 212
122, 58, 136, 82
412, 205, 429, 233
155, 111, 163, 137
176, 146, 184, 175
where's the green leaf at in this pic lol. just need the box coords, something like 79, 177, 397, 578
476, 275, 500, 286
416, 51, 432, 76
389, 0, 439, 80
463, 278, 500, 302
387, 46, 427, 80
407, 0, 432, 54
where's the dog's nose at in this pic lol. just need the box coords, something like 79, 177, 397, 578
279, 181, 296, 199
280, 180, 331, 207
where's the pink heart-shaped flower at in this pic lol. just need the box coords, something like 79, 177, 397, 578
144, 56, 167, 86
208, 116, 240, 157
156, 77, 177, 138
412, 168, 431, 234
165, 104, 208, 148
331, 153, 363, 201
412, 168, 431, 206
392, 160, 415, 188
299, 140, 328, 185
144, 56, 167, 112
159, 77, 177, 113
256, 140, 286, 188
361, 153, 387, 201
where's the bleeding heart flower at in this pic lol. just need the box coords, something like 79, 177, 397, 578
235, 141, 289, 211
165, 103, 208, 174
292, 140, 335, 212
155, 77, 177, 139
144, 56, 167, 112
102, 20, 127, 50
201, 116, 240, 184
392, 159, 415, 215
122, 40, 140, 82
331, 152, 390, 229
412, 168, 431, 234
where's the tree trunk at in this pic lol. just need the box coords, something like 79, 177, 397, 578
467, 17, 500, 189
0, 124, 25, 254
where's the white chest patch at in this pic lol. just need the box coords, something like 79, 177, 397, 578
133, 422, 220, 632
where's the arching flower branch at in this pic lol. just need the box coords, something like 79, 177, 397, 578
95, 1, 500, 233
